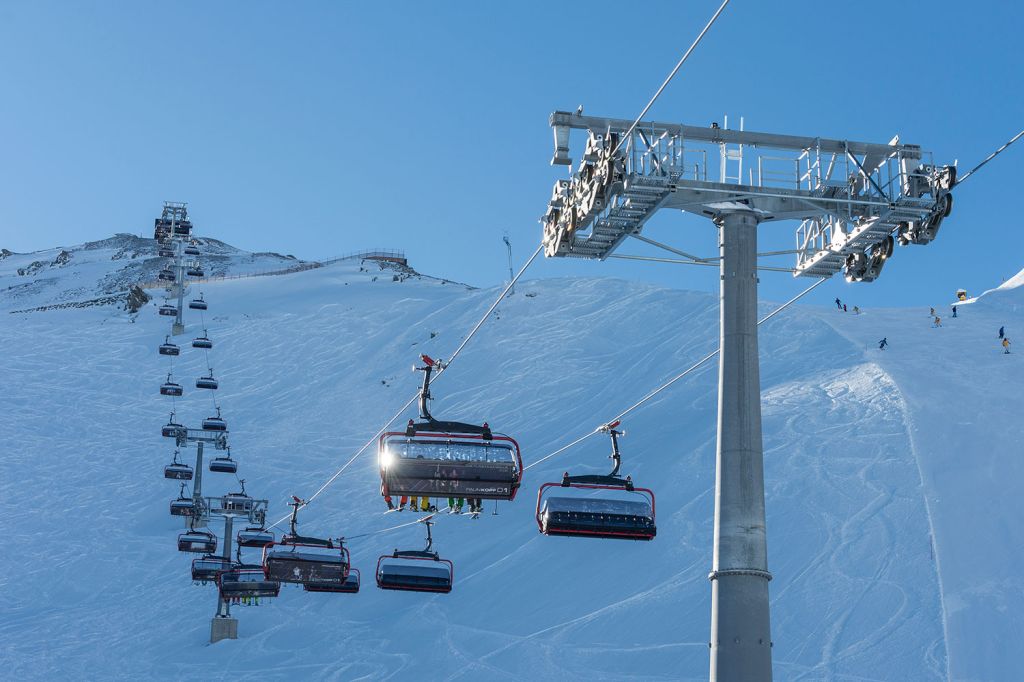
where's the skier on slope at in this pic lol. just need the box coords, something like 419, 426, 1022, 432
448, 496, 464, 513
952, 305, 958, 318
930, 307, 936, 317
878, 338, 888, 350
933, 316, 942, 328
999, 326, 1005, 339
843, 304, 848, 313
835, 297, 842, 310
853, 306, 861, 315
1003, 338, 1011, 354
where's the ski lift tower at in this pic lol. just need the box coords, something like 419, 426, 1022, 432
158, 201, 191, 335
201, 491, 269, 643
540, 111, 955, 681
174, 423, 230, 522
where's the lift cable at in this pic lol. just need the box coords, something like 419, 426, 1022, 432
610, 0, 730, 157
523, 276, 828, 473
266, 244, 545, 530
954, 129, 1024, 187
345, 512, 439, 541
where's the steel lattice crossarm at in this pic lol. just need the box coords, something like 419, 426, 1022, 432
202, 495, 268, 526
542, 111, 956, 281
175, 427, 229, 449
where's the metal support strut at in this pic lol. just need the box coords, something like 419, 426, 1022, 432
709, 210, 773, 681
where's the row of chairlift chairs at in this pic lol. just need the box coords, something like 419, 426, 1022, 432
155, 231, 280, 602
379, 356, 657, 541
167, 351, 656, 602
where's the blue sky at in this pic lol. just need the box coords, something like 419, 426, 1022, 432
1, 1, 1021, 309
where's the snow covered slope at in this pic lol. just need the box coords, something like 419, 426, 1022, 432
0, 234, 306, 313
1, 246, 1020, 680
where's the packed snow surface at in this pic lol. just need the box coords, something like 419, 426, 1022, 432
1, 241, 1021, 680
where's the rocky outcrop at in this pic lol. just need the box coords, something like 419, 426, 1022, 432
124, 285, 151, 313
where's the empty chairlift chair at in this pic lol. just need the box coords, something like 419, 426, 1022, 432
160, 374, 183, 397
535, 422, 656, 541
187, 264, 205, 278
378, 355, 523, 503
159, 304, 177, 317
220, 567, 280, 602
376, 519, 453, 594
158, 336, 180, 356
178, 525, 218, 554
209, 453, 236, 474
196, 370, 218, 390
164, 450, 193, 480
262, 497, 350, 588
192, 330, 213, 349
158, 269, 175, 282
159, 247, 175, 258
173, 220, 193, 237
192, 555, 233, 584
189, 295, 207, 311
184, 244, 201, 256
237, 526, 275, 549
202, 407, 227, 432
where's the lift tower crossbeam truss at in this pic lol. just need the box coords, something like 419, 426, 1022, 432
542, 112, 954, 282
539, 112, 955, 682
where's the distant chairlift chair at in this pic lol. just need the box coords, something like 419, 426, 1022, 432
170, 483, 196, 517
202, 407, 227, 432
164, 450, 193, 480
158, 336, 180, 356
160, 374, 183, 397
196, 370, 218, 390
192, 331, 213, 349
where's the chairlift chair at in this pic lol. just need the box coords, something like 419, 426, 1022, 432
192, 331, 213, 349
219, 567, 281, 601
162, 413, 185, 438
535, 423, 656, 541
209, 454, 237, 473
378, 355, 523, 502
160, 374, 183, 397
192, 555, 233, 584
159, 305, 177, 317
222, 485, 253, 512
237, 526, 275, 549
178, 526, 218, 554
159, 248, 175, 258
158, 336, 180, 356
375, 519, 453, 593
172, 221, 193, 236
184, 244, 200, 256
196, 370, 218, 390
304, 568, 361, 594
202, 407, 227, 432
187, 266, 205, 278
158, 269, 175, 282
188, 295, 207, 311
170, 484, 196, 517
164, 451, 193, 480
262, 497, 350, 586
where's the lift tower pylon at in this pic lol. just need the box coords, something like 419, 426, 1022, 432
709, 209, 771, 679
538, 111, 955, 682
